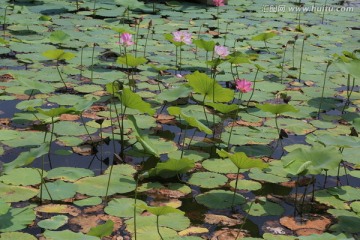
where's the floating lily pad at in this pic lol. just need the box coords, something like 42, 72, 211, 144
38, 215, 68, 230
0, 168, 45, 186
0, 205, 36, 232
52, 121, 97, 136
46, 167, 94, 182
75, 174, 136, 197
188, 172, 228, 188
74, 197, 102, 207
242, 199, 284, 216
195, 190, 245, 209
0, 232, 37, 240
39, 180, 77, 200
0, 183, 38, 203
105, 198, 146, 218
229, 179, 262, 191
43, 230, 99, 240
202, 158, 241, 174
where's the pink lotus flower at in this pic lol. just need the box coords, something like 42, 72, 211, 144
214, 45, 229, 59
172, 31, 192, 45
118, 33, 134, 47
213, 0, 225, 7
235, 79, 252, 93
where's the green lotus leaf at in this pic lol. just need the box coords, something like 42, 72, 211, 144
202, 158, 241, 174
335, 58, 360, 79
193, 39, 215, 52
314, 189, 350, 210
256, 103, 299, 115
0, 199, 10, 215
42, 49, 75, 61
282, 146, 342, 175
127, 115, 159, 157
87, 220, 114, 238
46, 167, 94, 182
3, 143, 49, 173
52, 121, 97, 136
75, 174, 136, 196
36, 106, 75, 117
188, 172, 227, 188
195, 190, 245, 209
186, 71, 234, 103
0, 168, 45, 186
17, 78, 55, 93
242, 199, 284, 216
74, 197, 102, 207
138, 204, 184, 216
148, 158, 195, 178
0, 232, 37, 240
168, 106, 212, 135
248, 168, 289, 183
49, 30, 70, 43
37, 215, 68, 230
327, 186, 360, 202
0, 205, 36, 232
105, 198, 146, 217
39, 180, 77, 200
217, 149, 268, 170
353, 118, 360, 132
205, 102, 238, 113
252, 31, 277, 41
116, 54, 147, 67
298, 233, 351, 240
229, 179, 262, 191
156, 85, 192, 102
125, 213, 189, 238
43, 230, 99, 240
316, 134, 360, 148
119, 88, 155, 115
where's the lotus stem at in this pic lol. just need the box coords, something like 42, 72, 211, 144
36, 168, 53, 203
317, 61, 332, 118
321, 0, 327, 24
134, 177, 139, 240
342, 74, 355, 114
80, 45, 85, 79
246, 67, 259, 107
227, 92, 242, 150
48, 117, 55, 160
92, 0, 97, 15
180, 124, 188, 158
90, 43, 96, 82
298, 35, 308, 81
143, 20, 152, 57
235, 200, 254, 239
223, 22, 230, 45
56, 63, 67, 90
156, 216, 164, 240
231, 168, 241, 209
294, 175, 299, 216
134, 19, 140, 58
264, 40, 269, 53
80, 115, 93, 143
280, 42, 288, 84
202, 94, 209, 126
187, 129, 197, 149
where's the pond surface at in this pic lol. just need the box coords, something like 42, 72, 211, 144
0, 0, 360, 239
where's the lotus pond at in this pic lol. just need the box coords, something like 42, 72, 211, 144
0, 0, 360, 239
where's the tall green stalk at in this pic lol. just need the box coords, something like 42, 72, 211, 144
231, 168, 241, 209
227, 92, 242, 150
56, 61, 68, 90
317, 61, 332, 118
156, 216, 164, 240
246, 67, 260, 107
342, 74, 356, 113
298, 35, 308, 81
143, 20, 152, 57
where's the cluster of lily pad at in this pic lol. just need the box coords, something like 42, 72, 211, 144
0, 0, 359, 239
